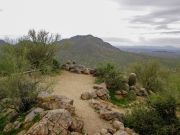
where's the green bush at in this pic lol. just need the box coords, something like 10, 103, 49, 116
126, 90, 136, 101
96, 63, 127, 91
130, 60, 168, 92
149, 95, 177, 124
125, 106, 162, 135
0, 75, 51, 113
0, 45, 29, 76
124, 94, 180, 135
0, 30, 60, 76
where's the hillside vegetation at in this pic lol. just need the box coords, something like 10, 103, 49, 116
56, 35, 180, 68
56, 35, 150, 67
0, 30, 179, 135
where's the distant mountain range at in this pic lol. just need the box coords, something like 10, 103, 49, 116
117, 46, 180, 59
0, 40, 6, 45
56, 35, 149, 67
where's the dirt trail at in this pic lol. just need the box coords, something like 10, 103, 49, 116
53, 71, 111, 135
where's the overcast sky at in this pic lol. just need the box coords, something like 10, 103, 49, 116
0, 0, 180, 47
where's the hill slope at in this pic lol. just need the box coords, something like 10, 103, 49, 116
56, 35, 148, 67
0, 40, 5, 45
117, 46, 180, 59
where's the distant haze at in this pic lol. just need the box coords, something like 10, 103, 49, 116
0, 0, 180, 47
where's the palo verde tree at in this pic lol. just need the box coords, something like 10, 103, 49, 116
18, 29, 61, 73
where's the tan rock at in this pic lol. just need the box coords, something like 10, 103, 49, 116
114, 130, 129, 135
25, 107, 44, 123
26, 109, 83, 135
100, 111, 124, 122
39, 95, 75, 114
112, 120, 124, 130
100, 128, 108, 135
80, 92, 92, 100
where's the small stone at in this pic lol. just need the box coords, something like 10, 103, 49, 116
100, 128, 108, 135
81, 92, 92, 100
114, 130, 129, 135
112, 120, 124, 130
107, 128, 116, 134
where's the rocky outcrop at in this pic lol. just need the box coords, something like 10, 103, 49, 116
129, 86, 148, 97
24, 107, 44, 123
62, 61, 96, 75
3, 121, 22, 132
26, 109, 84, 135
89, 99, 124, 122
38, 95, 75, 114
93, 120, 139, 135
81, 85, 110, 101
99, 111, 124, 122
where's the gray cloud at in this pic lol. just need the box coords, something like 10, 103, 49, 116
140, 37, 180, 46
160, 31, 180, 35
0, 9, 3, 12
131, 8, 180, 28
113, 0, 180, 30
114, 0, 180, 8
103, 37, 132, 43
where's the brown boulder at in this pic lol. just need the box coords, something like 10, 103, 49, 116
26, 109, 84, 135
39, 95, 75, 114
100, 110, 124, 122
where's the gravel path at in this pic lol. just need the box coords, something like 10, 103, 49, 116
53, 71, 111, 135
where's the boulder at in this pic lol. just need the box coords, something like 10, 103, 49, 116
136, 88, 148, 97
114, 130, 129, 135
89, 68, 96, 75
100, 128, 108, 135
5, 109, 18, 121
82, 68, 90, 75
25, 107, 44, 123
26, 109, 84, 135
89, 99, 112, 112
3, 121, 22, 132
80, 92, 92, 100
93, 85, 105, 90
129, 86, 137, 91
70, 118, 84, 132
99, 111, 124, 122
120, 90, 128, 96
128, 73, 137, 86
17, 130, 26, 135
107, 128, 116, 134
71, 132, 82, 135
112, 120, 124, 130
39, 95, 75, 114
95, 89, 110, 100
115, 91, 122, 95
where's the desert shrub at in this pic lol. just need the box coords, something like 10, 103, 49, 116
149, 94, 177, 124
96, 63, 127, 90
0, 45, 29, 76
52, 59, 60, 73
95, 63, 116, 81
126, 90, 136, 101
0, 30, 60, 76
124, 94, 179, 135
0, 75, 50, 113
17, 30, 60, 74
130, 60, 168, 92
125, 105, 162, 135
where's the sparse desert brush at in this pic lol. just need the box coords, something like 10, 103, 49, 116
125, 93, 180, 135
0, 74, 52, 113
95, 63, 127, 91
129, 60, 169, 93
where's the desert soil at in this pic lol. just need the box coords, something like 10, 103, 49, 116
53, 71, 111, 134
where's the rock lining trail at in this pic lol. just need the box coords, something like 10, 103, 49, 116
53, 71, 111, 135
